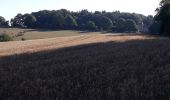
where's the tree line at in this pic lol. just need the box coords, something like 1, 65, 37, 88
0, 9, 154, 33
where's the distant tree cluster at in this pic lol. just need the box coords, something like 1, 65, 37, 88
0, 16, 9, 27
10, 9, 153, 33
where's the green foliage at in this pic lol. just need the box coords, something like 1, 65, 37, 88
65, 15, 78, 29
119, 13, 142, 25
11, 9, 153, 32
0, 16, 5, 22
86, 21, 97, 30
23, 14, 37, 28
0, 33, 13, 42
155, 0, 170, 35
149, 21, 161, 34
125, 19, 138, 32
11, 14, 25, 27
114, 18, 126, 32
112, 18, 138, 33
160, 0, 170, 6
49, 13, 65, 28
0, 16, 9, 27
99, 16, 113, 30
143, 15, 153, 26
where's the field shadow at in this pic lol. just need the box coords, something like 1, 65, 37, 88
0, 38, 170, 100
78, 30, 100, 34
23, 29, 62, 32
78, 31, 92, 33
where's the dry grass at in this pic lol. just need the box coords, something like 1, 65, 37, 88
1, 30, 170, 100
0, 35, 170, 99
0, 34, 154, 56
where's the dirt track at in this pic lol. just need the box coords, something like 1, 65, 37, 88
0, 34, 154, 56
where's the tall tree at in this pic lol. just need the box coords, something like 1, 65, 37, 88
155, 0, 170, 35
0, 16, 8, 27
11, 14, 24, 27
149, 21, 161, 34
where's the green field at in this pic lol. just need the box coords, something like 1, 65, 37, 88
0, 28, 103, 41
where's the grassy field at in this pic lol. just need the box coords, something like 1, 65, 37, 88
0, 34, 153, 56
0, 28, 101, 41
0, 31, 170, 99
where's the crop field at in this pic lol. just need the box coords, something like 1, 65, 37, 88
0, 34, 170, 100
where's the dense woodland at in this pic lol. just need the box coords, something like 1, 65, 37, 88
0, 10, 154, 33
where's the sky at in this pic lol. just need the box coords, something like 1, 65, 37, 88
0, 0, 160, 20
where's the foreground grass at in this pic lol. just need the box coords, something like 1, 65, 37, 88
0, 36, 170, 100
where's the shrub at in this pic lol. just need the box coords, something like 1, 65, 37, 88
0, 33, 13, 42
21, 38, 26, 41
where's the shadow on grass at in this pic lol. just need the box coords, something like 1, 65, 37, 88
23, 29, 65, 32
78, 30, 100, 34
0, 38, 170, 100
24, 29, 96, 35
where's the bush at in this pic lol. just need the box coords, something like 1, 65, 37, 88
0, 33, 13, 42
21, 38, 26, 41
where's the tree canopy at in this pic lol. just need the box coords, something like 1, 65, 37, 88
65, 15, 78, 29
23, 14, 37, 28
10, 9, 153, 33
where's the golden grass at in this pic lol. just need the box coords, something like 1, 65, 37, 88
0, 34, 154, 56
0, 33, 169, 99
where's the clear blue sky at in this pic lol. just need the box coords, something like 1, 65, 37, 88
0, 0, 160, 20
